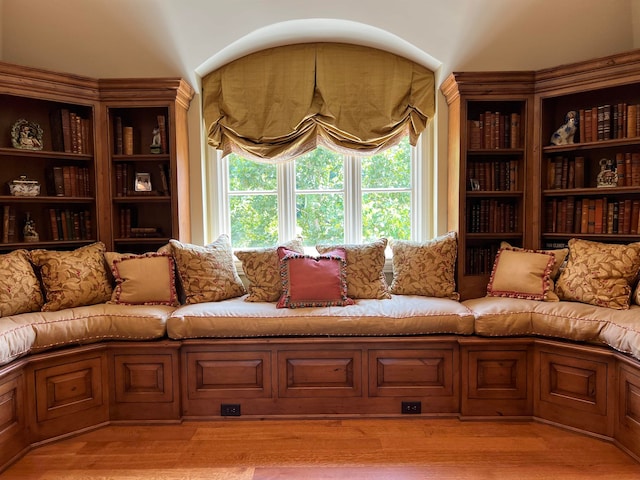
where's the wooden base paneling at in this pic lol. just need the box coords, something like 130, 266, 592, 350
109, 342, 181, 421
25, 347, 109, 442
0, 369, 28, 469
461, 339, 533, 416
535, 342, 614, 436
3, 336, 640, 472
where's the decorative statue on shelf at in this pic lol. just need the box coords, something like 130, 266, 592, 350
596, 158, 618, 188
23, 212, 39, 242
150, 126, 162, 154
550, 110, 578, 145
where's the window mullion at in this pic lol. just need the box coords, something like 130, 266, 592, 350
278, 161, 296, 242
344, 155, 361, 244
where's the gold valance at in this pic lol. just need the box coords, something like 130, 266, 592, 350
202, 43, 435, 162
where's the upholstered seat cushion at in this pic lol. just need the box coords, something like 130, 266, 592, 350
0, 316, 37, 366
17, 303, 174, 352
167, 295, 474, 339
464, 296, 640, 360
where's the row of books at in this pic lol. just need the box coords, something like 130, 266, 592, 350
545, 197, 640, 235
48, 208, 92, 241
546, 156, 586, 189
50, 108, 91, 154
118, 207, 161, 238
467, 199, 519, 233
1, 206, 16, 243
468, 112, 521, 149
114, 163, 170, 196
465, 245, 500, 275
614, 152, 640, 186
576, 103, 640, 143
467, 159, 519, 191
47, 166, 92, 197
113, 115, 167, 155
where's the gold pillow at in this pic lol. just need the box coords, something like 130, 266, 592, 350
0, 249, 44, 316
170, 235, 246, 304
390, 232, 459, 300
106, 252, 178, 306
555, 238, 640, 310
500, 241, 569, 301
30, 242, 112, 312
316, 238, 390, 299
236, 238, 304, 302
487, 247, 556, 301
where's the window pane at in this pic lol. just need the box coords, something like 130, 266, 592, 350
296, 193, 344, 245
362, 137, 411, 189
228, 154, 277, 191
362, 192, 411, 242
230, 194, 278, 247
296, 147, 343, 190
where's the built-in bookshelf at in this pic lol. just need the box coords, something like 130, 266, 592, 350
536, 50, 640, 251
442, 50, 640, 299
0, 62, 194, 253
0, 64, 100, 251
101, 79, 194, 253
441, 73, 534, 299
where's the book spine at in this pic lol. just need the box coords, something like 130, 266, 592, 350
123, 126, 134, 155
157, 115, 167, 154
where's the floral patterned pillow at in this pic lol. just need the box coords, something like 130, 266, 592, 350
555, 238, 640, 310
0, 249, 44, 316
316, 238, 391, 299
390, 232, 459, 300
236, 238, 304, 302
30, 242, 112, 312
170, 235, 246, 304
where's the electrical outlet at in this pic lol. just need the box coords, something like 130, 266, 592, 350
401, 401, 421, 414
221, 404, 241, 416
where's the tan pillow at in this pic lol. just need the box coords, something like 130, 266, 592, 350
500, 241, 569, 301
390, 232, 459, 300
555, 238, 640, 310
236, 238, 304, 302
106, 252, 178, 306
170, 235, 246, 304
316, 238, 390, 299
0, 249, 44, 316
487, 247, 556, 301
30, 242, 112, 312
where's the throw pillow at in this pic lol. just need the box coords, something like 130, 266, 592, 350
170, 235, 246, 304
316, 238, 391, 299
276, 247, 354, 308
389, 232, 459, 300
236, 238, 304, 302
500, 241, 569, 301
107, 252, 178, 306
555, 238, 640, 310
30, 242, 112, 312
487, 247, 556, 301
0, 249, 44, 316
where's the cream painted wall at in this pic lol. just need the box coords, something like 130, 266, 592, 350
1, 0, 639, 243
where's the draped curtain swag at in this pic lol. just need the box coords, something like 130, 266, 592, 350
202, 43, 435, 162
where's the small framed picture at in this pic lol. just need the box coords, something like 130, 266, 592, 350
135, 172, 152, 192
469, 178, 480, 191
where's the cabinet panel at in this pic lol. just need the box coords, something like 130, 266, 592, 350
616, 361, 640, 459
0, 372, 27, 470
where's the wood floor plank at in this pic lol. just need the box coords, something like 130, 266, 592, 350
3, 419, 640, 479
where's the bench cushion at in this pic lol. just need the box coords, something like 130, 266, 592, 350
0, 316, 37, 366
168, 294, 474, 339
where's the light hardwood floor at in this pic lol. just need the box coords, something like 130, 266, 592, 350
3, 418, 640, 479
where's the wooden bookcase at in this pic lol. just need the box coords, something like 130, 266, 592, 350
534, 51, 640, 251
99, 78, 195, 253
441, 72, 535, 300
0, 62, 194, 253
442, 50, 640, 300
0, 63, 101, 252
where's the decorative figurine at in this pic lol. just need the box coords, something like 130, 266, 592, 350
550, 110, 578, 145
596, 158, 618, 187
150, 126, 162, 154
23, 212, 39, 242
11, 119, 44, 150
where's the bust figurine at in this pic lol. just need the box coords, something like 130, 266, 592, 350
23, 212, 39, 242
150, 127, 162, 154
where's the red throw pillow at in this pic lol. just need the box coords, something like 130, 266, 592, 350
276, 247, 354, 308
